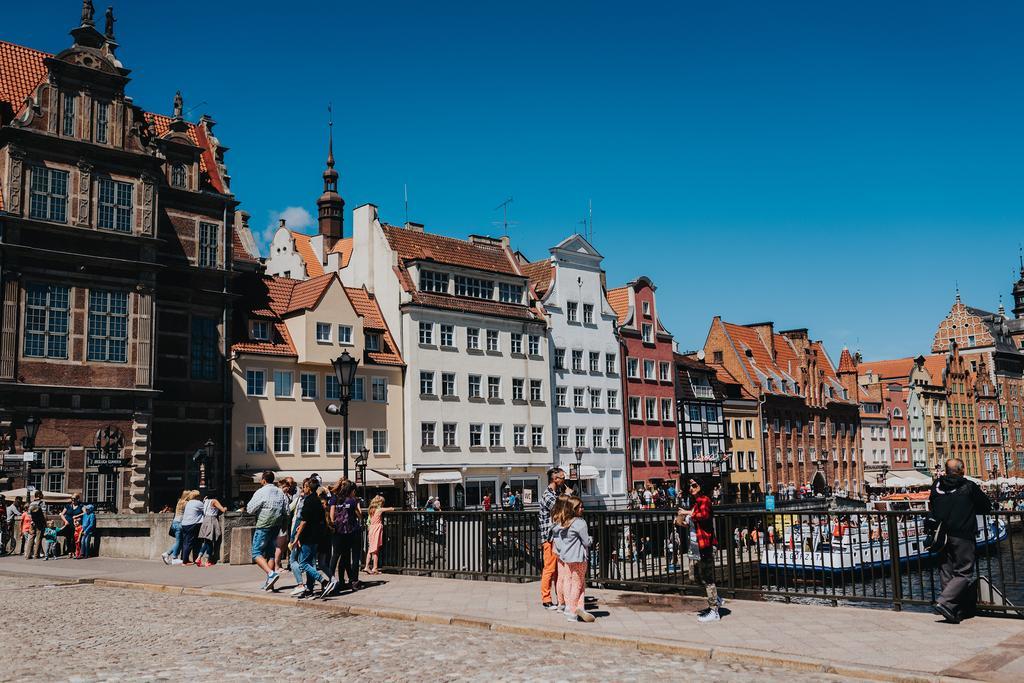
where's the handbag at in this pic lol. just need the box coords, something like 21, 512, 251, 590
168, 523, 177, 538
923, 517, 947, 553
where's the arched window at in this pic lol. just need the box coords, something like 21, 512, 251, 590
892, 408, 902, 419
171, 163, 187, 189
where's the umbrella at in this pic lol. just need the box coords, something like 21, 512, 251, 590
0, 488, 74, 504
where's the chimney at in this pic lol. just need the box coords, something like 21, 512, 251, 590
404, 222, 425, 233
745, 322, 776, 359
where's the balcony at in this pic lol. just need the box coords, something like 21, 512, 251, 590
692, 385, 714, 399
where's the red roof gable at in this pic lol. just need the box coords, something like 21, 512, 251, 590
381, 224, 518, 276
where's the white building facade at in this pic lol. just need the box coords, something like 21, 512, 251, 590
522, 235, 628, 508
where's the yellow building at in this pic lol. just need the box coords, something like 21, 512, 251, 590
710, 364, 763, 501
230, 272, 407, 502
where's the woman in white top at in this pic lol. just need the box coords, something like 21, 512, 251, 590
176, 491, 204, 565
195, 496, 227, 567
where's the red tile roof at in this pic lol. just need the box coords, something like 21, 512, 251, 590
921, 354, 948, 385
329, 237, 353, 268
858, 357, 915, 382
381, 224, 519, 276
289, 232, 325, 278
707, 362, 756, 399
0, 40, 48, 121
232, 229, 258, 264
345, 287, 404, 366
407, 292, 535, 321
521, 259, 554, 299
606, 287, 630, 325
837, 348, 857, 374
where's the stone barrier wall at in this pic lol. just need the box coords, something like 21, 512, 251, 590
88, 512, 255, 563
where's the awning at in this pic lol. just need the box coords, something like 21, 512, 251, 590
1, 488, 74, 504
372, 468, 413, 481
882, 470, 933, 488
418, 470, 463, 484
578, 465, 600, 480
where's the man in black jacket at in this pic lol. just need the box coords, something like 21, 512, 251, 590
929, 458, 992, 623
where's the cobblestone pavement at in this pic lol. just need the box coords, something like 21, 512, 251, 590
0, 582, 865, 682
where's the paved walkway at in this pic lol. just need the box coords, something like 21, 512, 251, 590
1, 555, 1022, 682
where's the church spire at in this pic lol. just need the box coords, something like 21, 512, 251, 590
317, 104, 344, 247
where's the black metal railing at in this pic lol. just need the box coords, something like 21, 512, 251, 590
379, 508, 1024, 615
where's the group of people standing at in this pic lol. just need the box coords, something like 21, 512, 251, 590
162, 490, 226, 566
1, 491, 95, 560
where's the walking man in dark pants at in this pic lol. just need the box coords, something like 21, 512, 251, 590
930, 457, 992, 623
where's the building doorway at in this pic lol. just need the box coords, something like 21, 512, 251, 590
811, 470, 827, 495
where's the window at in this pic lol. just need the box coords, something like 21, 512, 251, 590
607, 390, 618, 410
513, 425, 526, 447
316, 322, 331, 343
470, 424, 483, 447
659, 362, 670, 381
417, 370, 434, 397
530, 379, 543, 402
567, 301, 578, 322
642, 323, 653, 343
251, 320, 269, 341
745, 420, 754, 439
748, 451, 756, 471
713, 350, 723, 363
572, 350, 583, 372
62, 92, 76, 136
23, 282, 69, 358
532, 426, 544, 447
644, 360, 655, 380
246, 370, 266, 396
627, 357, 639, 378
629, 397, 640, 419
467, 328, 480, 350
300, 373, 317, 399
554, 348, 566, 369
593, 428, 604, 449
274, 371, 294, 398
325, 375, 340, 400
609, 428, 620, 449
371, 377, 387, 402
171, 163, 187, 189
488, 376, 501, 399
86, 473, 99, 503
486, 329, 500, 352
556, 387, 567, 407
664, 438, 674, 461
574, 387, 585, 409
273, 427, 292, 453
442, 372, 456, 397
95, 100, 109, 143
46, 450, 65, 469
704, 404, 717, 422
439, 324, 454, 347
528, 335, 540, 356
443, 423, 457, 447
300, 428, 318, 454
630, 438, 643, 460
512, 378, 525, 401
498, 282, 523, 303
419, 321, 434, 345
421, 423, 436, 447
98, 178, 133, 232
245, 425, 266, 453
326, 429, 342, 454
86, 289, 128, 363
583, 303, 594, 324
455, 276, 493, 299
190, 316, 218, 380
365, 333, 380, 351
373, 430, 388, 454
29, 168, 69, 223
589, 352, 600, 373
575, 428, 587, 448
47, 473, 65, 493
469, 375, 482, 398
489, 424, 503, 447
198, 222, 219, 268
645, 397, 657, 421
661, 398, 673, 421
648, 438, 661, 461
558, 427, 569, 448
642, 300, 651, 315
511, 333, 523, 354
420, 270, 449, 293
606, 353, 617, 374
590, 388, 602, 410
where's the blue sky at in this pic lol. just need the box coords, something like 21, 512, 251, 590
8, 1, 1024, 361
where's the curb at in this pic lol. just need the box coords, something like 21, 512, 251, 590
27, 575, 963, 682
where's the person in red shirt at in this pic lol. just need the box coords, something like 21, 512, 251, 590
678, 479, 725, 622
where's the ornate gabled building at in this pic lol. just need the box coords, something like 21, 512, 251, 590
0, 5, 255, 509
704, 319, 862, 497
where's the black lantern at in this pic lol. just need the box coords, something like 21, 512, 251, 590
22, 415, 41, 452
356, 446, 369, 501
572, 447, 584, 483
328, 350, 360, 478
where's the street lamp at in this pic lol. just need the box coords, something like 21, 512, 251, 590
21, 415, 40, 452
355, 446, 369, 502
327, 350, 360, 479
876, 463, 890, 488
572, 447, 584, 489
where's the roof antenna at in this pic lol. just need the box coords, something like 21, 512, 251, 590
493, 196, 515, 238
404, 183, 409, 226
588, 198, 593, 242
1019, 243, 1023, 272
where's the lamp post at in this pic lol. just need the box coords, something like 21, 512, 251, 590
572, 447, 584, 491
355, 446, 369, 502
20, 416, 42, 489
327, 350, 360, 479
876, 463, 890, 489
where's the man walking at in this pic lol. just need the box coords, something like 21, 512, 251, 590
246, 470, 290, 591
930, 457, 992, 623
678, 478, 725, 622
539, 467, 566, 610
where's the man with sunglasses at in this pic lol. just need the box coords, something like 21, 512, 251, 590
678, 479, 725, 622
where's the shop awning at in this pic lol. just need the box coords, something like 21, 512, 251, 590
882, 469, 933, 488
418, 470, 463, 484
578, 465, 600, 480
372, 468, 413, 481
1, 487, 74, 504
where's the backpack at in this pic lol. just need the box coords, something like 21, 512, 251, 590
923, 517, 947, 553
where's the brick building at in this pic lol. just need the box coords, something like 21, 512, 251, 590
704, 319, 862, 498
607, 277, 678, 490
0, 6, 253, 509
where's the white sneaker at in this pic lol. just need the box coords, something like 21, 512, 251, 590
170, 558, 184, 565
555, 604, 567, 613
290, 585, 307, 597
697, 608, 720, 623
319, 578, 338, 600
264, 571, 280, 591
161, 553, 171, 565
566, 613, 579, 622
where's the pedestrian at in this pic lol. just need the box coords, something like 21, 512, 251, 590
195, 495, 227, 567
19, 501, 33, 555
322, 480, 363, 598
72, 517, 83, 559
539, 467, 566, 610
59, 493, 83, 557
643, 483, 654, 510
363, 494, 395, 575
176, 491, 203, 565
551, 495, 595, 623
291, 478, 330, 599
43, 522, 60, 560
26, 492, 46, 560
246, 470, 291, 591
930, 457, 993, 624
678, 479, 725, 622
507, 490, 518, 510
76, 504, 96, 558
162, 490, 189, 564
274, 478, 298, 571
482, 494, 492, 511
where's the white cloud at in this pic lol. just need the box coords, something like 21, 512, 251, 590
258, 206, 314, 249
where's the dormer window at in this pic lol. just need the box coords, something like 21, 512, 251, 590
454, 276, 493, 300
366, 333, 381, 351
250, 320, 270, 341
498, 282, 523, 304
642, 301, 651, 316
420, 270, 448, 293
171, 163, 187, 189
